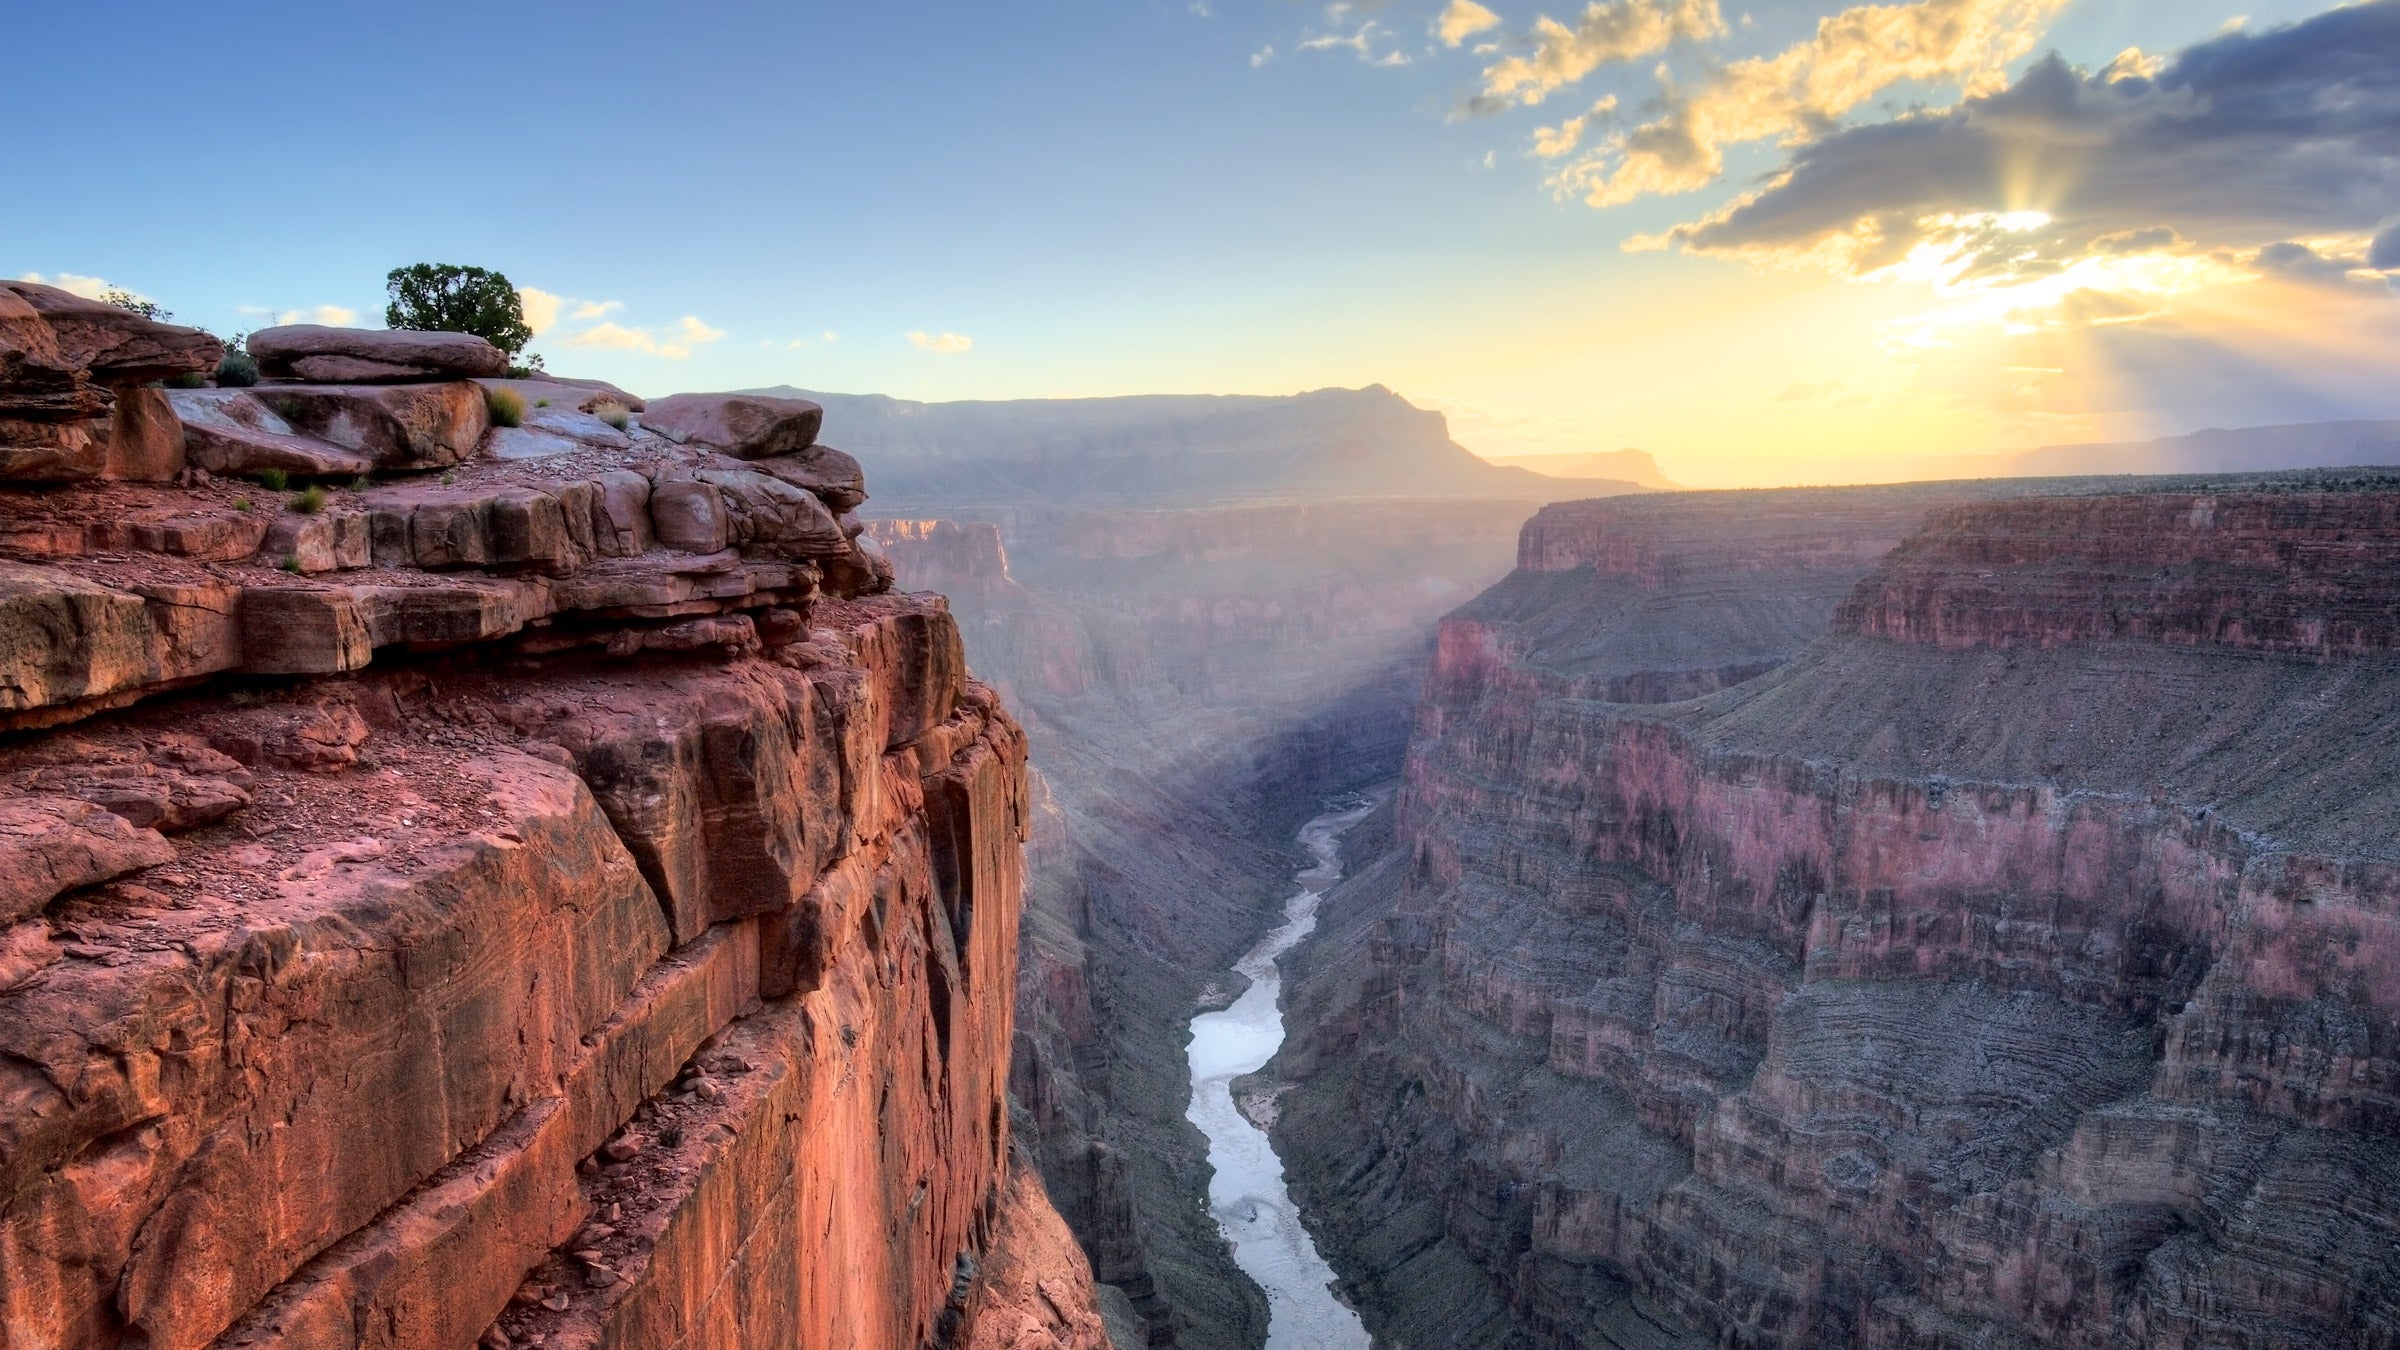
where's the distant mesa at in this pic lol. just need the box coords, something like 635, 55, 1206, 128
1477, 448, 1678, 490
742, 383, 1655, 511
1941, 418, 2400, 479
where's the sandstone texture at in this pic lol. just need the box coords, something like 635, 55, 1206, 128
1272, 471, 2400, 1349
0, 342, 1101, 1349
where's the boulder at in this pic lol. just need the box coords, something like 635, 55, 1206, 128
0, 796, 176, 924
749, 444, 868, 512
649, 474, 730, 554
639, 393, 822, 460
697, 468, 851, 559
167, 388, 378, 479
100, 386, 185, 482
249, 382, 488, 471
0, 281, 222, 386
248, 325, 509, 382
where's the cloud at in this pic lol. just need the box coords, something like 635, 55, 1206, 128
1300, 18, 1413, 65
908, 331, 974, 354
1533, 96, 1617, 157
1191, 0, 1213, 14
520, 287, 563, 336
1438, 0, 1503, 47
1471, 0, 1723, 112
1545, 0, 2068, 206
1657, 4, 2400, 270
563, 314, 725, 360
2374, 225, 2400, 271
571, 299, 622, 320
1252, 43, 1276, 66
276, 305, 359, 327
15, 272, 116, 300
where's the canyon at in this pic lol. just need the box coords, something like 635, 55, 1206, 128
9, 278, 2397, 1350
859, 386, 1642, 1349
0, 286, 1107, 1350
1269, 470, 2400, 1347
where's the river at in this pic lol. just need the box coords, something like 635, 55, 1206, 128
1184, 797, 1377, 1350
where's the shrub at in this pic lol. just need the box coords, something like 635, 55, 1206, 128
232, 497, 253, 512
535, 398, 550, 408
281, 554, 304, 574
101, 289, 171, 322
349, 475, 373, 492
216, 351, 260, 387
486, 386, 525, 428
290, 485, 327, 514
383, 263, 534, 354
441, 470, 458, 485
593, 400, 631, 431
257, 468, 290, 492
172, 371, 207, 389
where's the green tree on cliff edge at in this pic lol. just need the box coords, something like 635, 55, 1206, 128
384, 264, 533, 354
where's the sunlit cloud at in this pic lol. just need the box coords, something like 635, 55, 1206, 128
1470, 0, 1723, 112
564, 314, 725, 360
15, 272, 116, 300
1437, 0, 1503, 47
519, 286, 563, 335
1533, 97, 1616, 157
1546, 0, 2067, 206
278, 305, 359, 326
908, 330, 974, 354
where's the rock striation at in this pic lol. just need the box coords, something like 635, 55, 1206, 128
0, 314, 1099, 1349
1273, 471, 2400, 1349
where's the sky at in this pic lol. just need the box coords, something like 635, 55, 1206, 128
9, 0, 2398, 486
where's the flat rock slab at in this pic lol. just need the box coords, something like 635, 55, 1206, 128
640, 393, 822, 460
166, 388, 378, 479
249, 324, 508, 381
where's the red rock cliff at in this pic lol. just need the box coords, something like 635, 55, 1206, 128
0, 298, 1101, 1350
1273, 473, 2400, 1349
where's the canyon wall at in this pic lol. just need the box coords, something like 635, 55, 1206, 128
1273, 470, 2400, 1348
872, 495, 1564, 1350
0, 291, 1101, 1350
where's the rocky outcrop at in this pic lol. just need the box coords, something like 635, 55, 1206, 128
0, 281, 221, 483
0, 335, 1100, 1349
1272, 471, 2400, 1349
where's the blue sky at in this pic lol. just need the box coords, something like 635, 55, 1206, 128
10, 0, 2394, 483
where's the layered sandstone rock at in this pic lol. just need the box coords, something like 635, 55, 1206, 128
0, 348, 1100, 1349
0, 281, 221, 483
1272, 472, 2400, 1349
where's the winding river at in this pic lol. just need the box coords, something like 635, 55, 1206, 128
1185, 799, 1377, 1350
